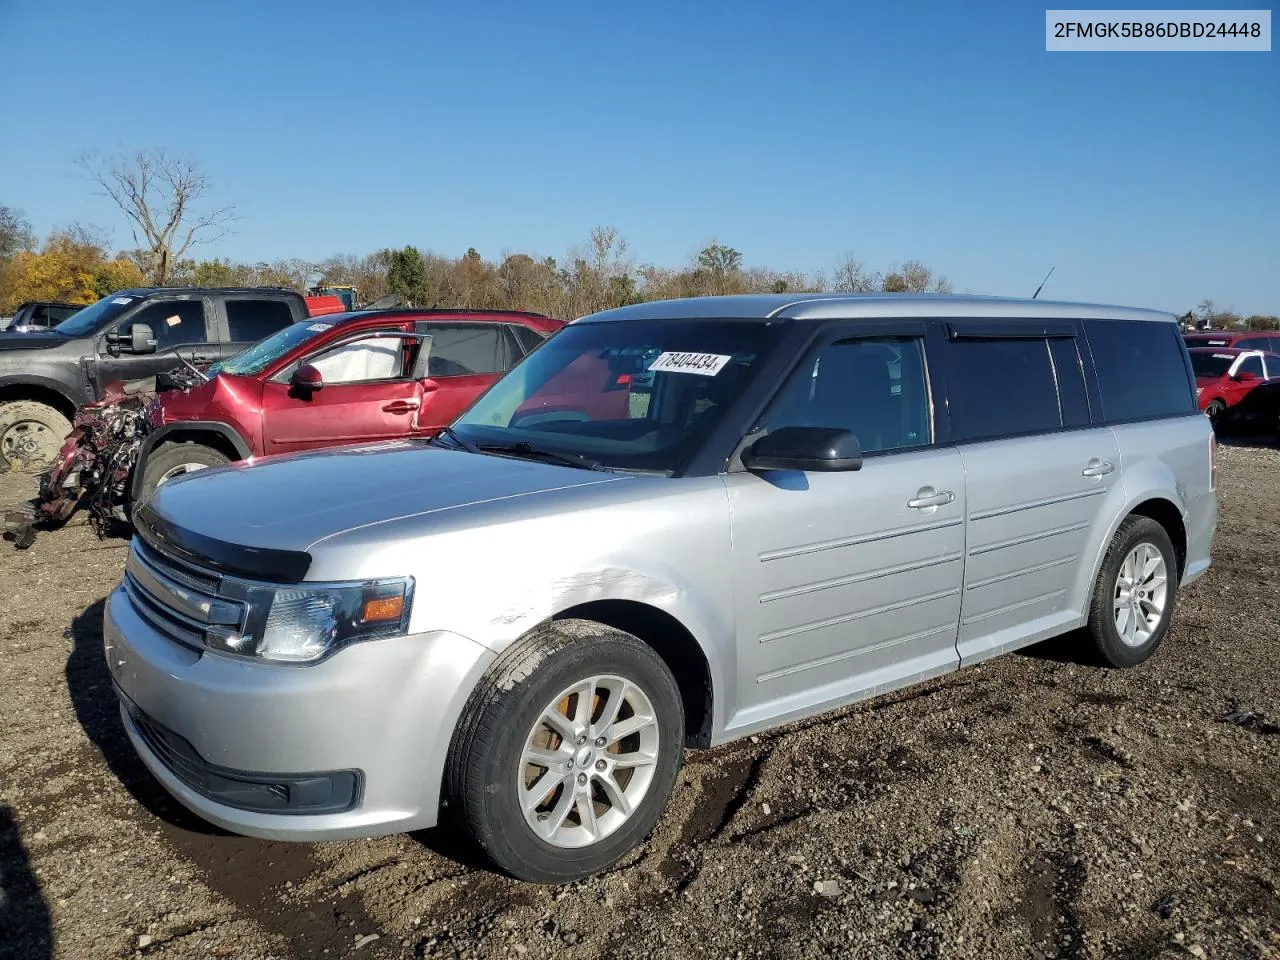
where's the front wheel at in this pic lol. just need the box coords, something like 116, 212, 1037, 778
1086, 516, 1178, 668
0, 401, 72, 471
1203, 398, 1226, 420
445, 619, 685, 883
138, 442, 231, 503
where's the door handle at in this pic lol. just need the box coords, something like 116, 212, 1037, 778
383, 399, 421, 414
1082, 459, 1115, 478
907, 488, 955, 510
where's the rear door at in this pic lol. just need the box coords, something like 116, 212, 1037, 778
259, 323, 425, 454
413, 322, 513, 431
724, 322, 966, 733
939, 321, 1120, 666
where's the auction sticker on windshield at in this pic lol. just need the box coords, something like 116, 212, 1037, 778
648, 352, 731, 376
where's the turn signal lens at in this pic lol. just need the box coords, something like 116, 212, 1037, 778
361, 593, 405, 624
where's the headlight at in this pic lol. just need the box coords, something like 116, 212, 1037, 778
207, 578, 413, 663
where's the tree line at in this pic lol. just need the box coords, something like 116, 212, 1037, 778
2, 149, 1272, 330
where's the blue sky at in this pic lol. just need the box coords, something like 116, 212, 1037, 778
1, 0, 1276, 314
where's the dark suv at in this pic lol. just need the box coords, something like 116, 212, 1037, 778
0, 287, 307, 469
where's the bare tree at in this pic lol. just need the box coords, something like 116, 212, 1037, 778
831, 253, 878, 293
78, 149, 237, 285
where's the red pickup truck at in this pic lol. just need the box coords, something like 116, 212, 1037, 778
133, 308, 562, 500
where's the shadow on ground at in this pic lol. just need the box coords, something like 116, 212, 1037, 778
0, 805, 53, 960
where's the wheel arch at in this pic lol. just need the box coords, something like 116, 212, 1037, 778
1085, 493, 1188, 615
0, 379, 78, 420
553, 600, 714, 748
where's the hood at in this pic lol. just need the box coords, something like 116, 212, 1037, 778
0, 332, 66, 351
145, 440, 626, 556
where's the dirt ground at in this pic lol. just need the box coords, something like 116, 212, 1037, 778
1, 443, 1277, 960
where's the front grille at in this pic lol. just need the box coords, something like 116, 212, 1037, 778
122, 696, 361, 815
124, 538, 246, 652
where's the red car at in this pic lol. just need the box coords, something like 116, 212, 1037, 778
132, 308, 562, 499
1185, 330, 1280, 352
1188, 346, 1280, 419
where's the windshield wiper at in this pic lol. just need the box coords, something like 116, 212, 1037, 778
429, 425, 480, 454
476, 440, 606, 472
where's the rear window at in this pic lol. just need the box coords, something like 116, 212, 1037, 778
226, 299, 296, 343
1086, 320, 1197, 422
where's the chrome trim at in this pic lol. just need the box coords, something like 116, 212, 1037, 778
126, 545, 243, 627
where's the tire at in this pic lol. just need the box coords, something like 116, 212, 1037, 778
445, 619, 685, 883
138, 442, 231, 503
0, 401, 72, 472
1203, 399, 1225, 420
1086, 516, 1178, 668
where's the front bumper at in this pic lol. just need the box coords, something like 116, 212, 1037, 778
104, 583, 494, 841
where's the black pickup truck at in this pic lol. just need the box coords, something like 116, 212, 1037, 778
0, 287, 307, 469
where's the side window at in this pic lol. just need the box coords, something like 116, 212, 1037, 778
510, 324, 547, 356
947, 338, 1063, 442
1237, 355, 1264, 379
226, 299, 296, 344
48, 306, 80, 324
759, 337, 931, 454
125, 300, 208, 350
1085, 320, 1197, 422
308, 335, 405, 384
420, 324, 504, 377
1049, 338, 1091, 428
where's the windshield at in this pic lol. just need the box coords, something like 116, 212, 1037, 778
52, 295, 134, 337
1190, 352, 1235, 378
453, 318, 780, 474
211, 319, 340, 377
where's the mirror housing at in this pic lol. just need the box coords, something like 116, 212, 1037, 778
1235, 370, 1258, 382
291, 364, 324, 392
741, 426, 863, 473
127, 323, 156, 355
420, 377, 440, 394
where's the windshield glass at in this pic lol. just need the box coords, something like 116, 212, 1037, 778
1190, 352, 1235, 378
453, 319, 780, 473
51, 295, 134, 337
211, 319, 340, 377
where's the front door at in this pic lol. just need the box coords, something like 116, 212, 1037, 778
724, 326, 965, 736
95, 297, 219, 389
260, 327, 425, 454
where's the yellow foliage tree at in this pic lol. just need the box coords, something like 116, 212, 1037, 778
0, 233, 143, 312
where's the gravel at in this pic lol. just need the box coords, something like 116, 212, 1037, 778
1, 442, 1277, 959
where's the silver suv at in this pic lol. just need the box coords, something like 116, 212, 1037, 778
105, 294, 1216, 882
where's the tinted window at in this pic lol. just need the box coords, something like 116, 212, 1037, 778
226, 299, 295, 344
511, 324, 547, 355
421, 324, 504, 377
1049, 338, 1090, 428
1238, 355, 1264, 378
1235, 337, 1268, 349
125, 300, 207, 350
760, 337, 931, 454
947, 338, 1063, 441
1085, 320, 1197, 421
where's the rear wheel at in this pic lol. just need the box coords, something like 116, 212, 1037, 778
138, 442, 231, 503
0, 401, 71, 471
1086, 516, 1178, 668
445, 619, 684, 883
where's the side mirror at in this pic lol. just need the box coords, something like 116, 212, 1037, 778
420, 378, 440, 394
741, 426, 863, 473
129, 323, 156, 355
291, 363, 324, 392
1235, 370, 1258, 382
